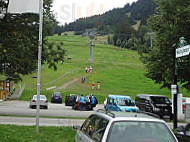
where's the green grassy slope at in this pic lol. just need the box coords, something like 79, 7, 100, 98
19, 32, 189, 103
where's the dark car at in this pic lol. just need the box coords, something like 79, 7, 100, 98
175, 124, 190, 142
73, 95, 98, 111
65, 94, 77, 106
51, 92, 62, 103
135, 94, 173, 120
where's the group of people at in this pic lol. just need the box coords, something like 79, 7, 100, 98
79, 94, 97, 110
82, 65, 101, 90
81, 65, 93, 84
92, 81, 101, 90
85, 65, 92, 73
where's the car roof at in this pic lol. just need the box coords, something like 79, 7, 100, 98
94, 110, 164, 123
33, 95, 46, 97
136, 94, 167, 97
108, 95, 131, 99
33, 95, 47, 99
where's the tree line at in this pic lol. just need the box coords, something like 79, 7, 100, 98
54, 0, 156, 35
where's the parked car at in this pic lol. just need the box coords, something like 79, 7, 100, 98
51, 92, 62, 103
183, 97, 186, 113
73, 95, 98, 111
65, 94, 77, 106
29, 95, 48, 109
135, 94, 173, 120
175, 123, 190, 142
105, 95, 139, 112
73, 109, 179, 142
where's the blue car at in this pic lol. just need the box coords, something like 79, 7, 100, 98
105, 95, 139, 112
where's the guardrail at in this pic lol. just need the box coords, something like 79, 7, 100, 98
18, 84, 25, 97
43, 69, 79, 87
25, 68, 80, 88
8, 83, 15, 97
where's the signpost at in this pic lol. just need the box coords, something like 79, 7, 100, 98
172, 37, 190, 129
176, 45, 190, 58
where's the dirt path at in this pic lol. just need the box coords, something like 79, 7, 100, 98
56, 78, 80, 90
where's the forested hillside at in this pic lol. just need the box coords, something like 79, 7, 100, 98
53, 0, 157, 56
55, 0, 156, 35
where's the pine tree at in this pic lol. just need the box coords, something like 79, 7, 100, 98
143, 0, 190, 89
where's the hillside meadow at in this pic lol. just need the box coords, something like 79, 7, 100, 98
13, 32, 190, 103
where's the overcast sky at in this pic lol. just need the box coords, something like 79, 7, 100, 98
52, 0, 138, 25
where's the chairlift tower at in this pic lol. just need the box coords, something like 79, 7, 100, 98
89, 32, 95, 64
90, 38, 93, 64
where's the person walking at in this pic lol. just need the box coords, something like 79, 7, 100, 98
85, 66, 88, 73
90, 94, 95, 110
89, 65, 92, 73
91, 81, 95, 89
97, 81, 101, 90
80, 94, 84, 110
81, 76, 85, 83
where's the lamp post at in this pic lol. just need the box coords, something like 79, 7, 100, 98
36, 0, 43, 133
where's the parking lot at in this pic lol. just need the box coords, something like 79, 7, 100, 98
0, 100, 104, 117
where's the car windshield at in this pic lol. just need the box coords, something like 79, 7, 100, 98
150, 96, 171, 104
107, 121, 177, 142
33, 95, 46, 100
84, 97, 90, 102
117, 98, 135, 106
54, 92, 61, 97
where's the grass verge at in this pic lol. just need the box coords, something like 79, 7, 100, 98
0, 125, 76, 142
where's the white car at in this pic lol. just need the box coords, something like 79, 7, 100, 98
73, 109, 178, 142
29, 95, 48, 109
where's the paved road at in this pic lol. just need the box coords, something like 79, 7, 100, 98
0, 116, 84, 126
0, 100, 104, 117
0, 101, 186, 128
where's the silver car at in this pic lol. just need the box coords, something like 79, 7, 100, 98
73, 109, 178, 142
29, 95, 48, 109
